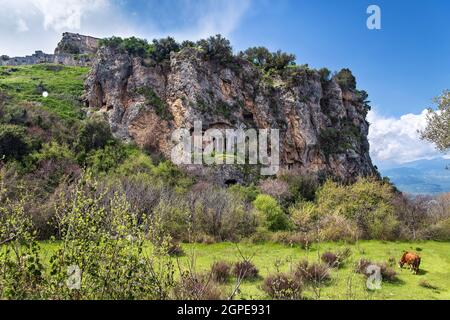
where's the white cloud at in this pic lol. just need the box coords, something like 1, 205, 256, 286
16, 19, 29, 32
29, 0, 108, 31
0, 0, 251, 56
368, 109, 447, 166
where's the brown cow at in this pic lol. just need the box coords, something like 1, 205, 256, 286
399, 252, 421, 274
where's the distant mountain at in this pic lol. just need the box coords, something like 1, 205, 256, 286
378, 158, 450, 195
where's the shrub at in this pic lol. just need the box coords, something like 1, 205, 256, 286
315, 178, 399, 240
0, 124, 30, 161
233, 261, 259, 280
294, 260, 330, 284
289, 201, 316, 232
334, 68, 356, 91
136, 87, 173, 121
173, 273, 222, 300
321, 252, 339, 268
85, 143, 129, 174
259, 179, 291, 203
271, 232, 311, 249
248, 227, 271, 244
355, 259, 397, 282
280, 172, 319, 203
76, 118, 113, 153
321, 248, 351, 268
424, 217, 450, 241
190, 184, 257, 241
253, 194, 290, 232
317, 213, 360, 242
211, 261, 231, 284
262, 273, 303, 300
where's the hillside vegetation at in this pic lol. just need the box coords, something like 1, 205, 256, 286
0, 58, 449, 300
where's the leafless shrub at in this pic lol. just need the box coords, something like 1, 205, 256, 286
294, 260, 330, 284
211, 261, 232, 284
262, 273, 303, 300
233, 261, 259, 280
173, 273, 222, 300
355, 259, 397, 282
321, 252, 339, 268
318, 214, 360, 242
259, 179, 291, 202
272, 232, 311, 249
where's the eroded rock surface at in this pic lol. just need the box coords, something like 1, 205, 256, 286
84, 46, 377, 184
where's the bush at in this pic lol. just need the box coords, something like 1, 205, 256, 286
294, 260, 330, 284
136, 87, 173, 121
190, 184, 257, 241
424, 217, 450, 241
259, 179, 291, 203
315, 178, 399, 240
321, 248, 351, 268
85, 143, 129, 174
0, 124, 30, 161
233, 261, 259, 280
289, 201, 316, 232
76, 118, 113, 153
280, 172, 319, 203
211, 261, 231, 284
173, 273, 222, 300
355, 259, 397, 282
321, 252, 339, 268
334, 68, 356, 91
318, 213, 361, 242
253, 194, 290, 232
271, 232, 311, 249
262, 273, 303, 300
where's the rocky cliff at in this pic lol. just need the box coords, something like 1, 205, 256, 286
84, 42, 377, 184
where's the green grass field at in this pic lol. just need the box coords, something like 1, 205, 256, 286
0, 64, 89, 120
37, 240, 450, 300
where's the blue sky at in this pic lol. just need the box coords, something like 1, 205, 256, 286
0, 0, 449, 167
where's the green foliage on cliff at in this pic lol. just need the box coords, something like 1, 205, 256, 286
136, 87, 174, 121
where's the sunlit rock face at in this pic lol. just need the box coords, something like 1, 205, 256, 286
84, 45, 377, 184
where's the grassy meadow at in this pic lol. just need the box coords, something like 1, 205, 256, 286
37, 240, 450, 300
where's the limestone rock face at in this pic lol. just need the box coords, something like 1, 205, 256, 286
84, 46, 378, 184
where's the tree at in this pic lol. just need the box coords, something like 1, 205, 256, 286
421, 90, 450, 151
269, 50, 296, 71
239, 47, 296, 71
239, 47, 272, 68
152, 37, 180, 62
197, 35, 233, 62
